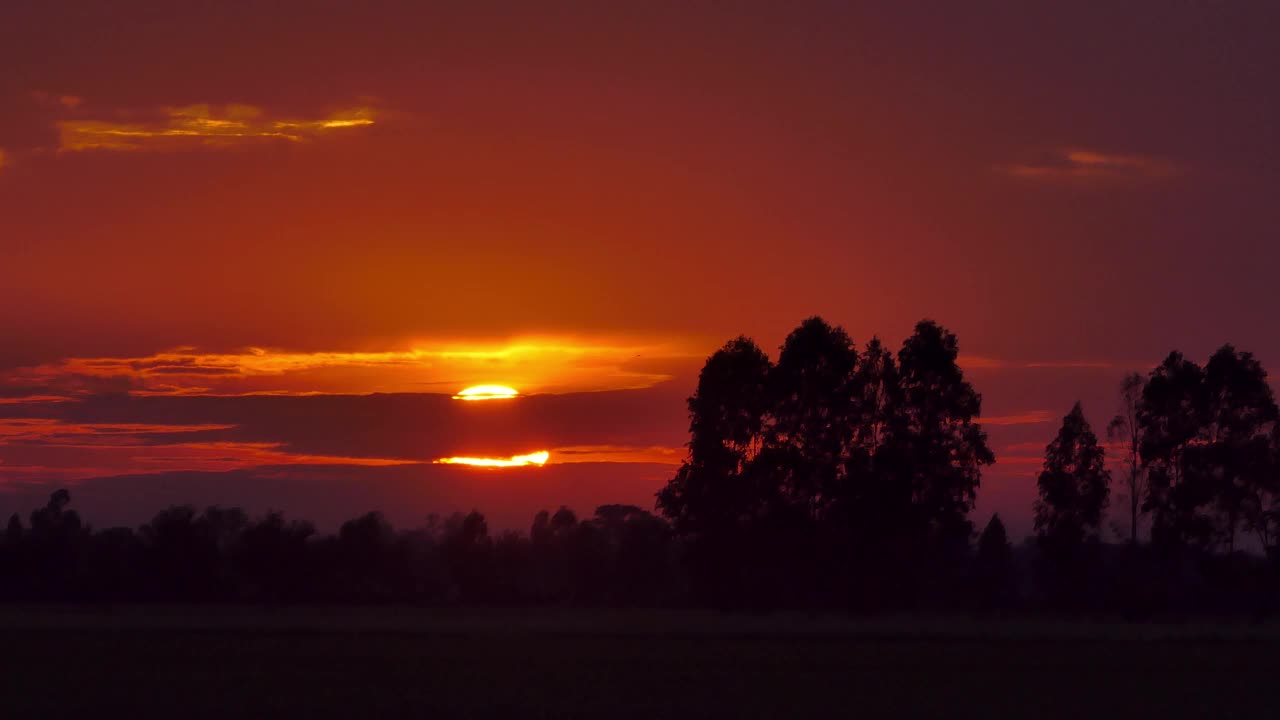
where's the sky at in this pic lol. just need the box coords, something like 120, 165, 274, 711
2, 1, 1278, 538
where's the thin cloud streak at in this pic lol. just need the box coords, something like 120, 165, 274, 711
998, 147, 1179, 183
57, 103, 375, 152
962, 355, 1114, 371
981, 411, 1057, 426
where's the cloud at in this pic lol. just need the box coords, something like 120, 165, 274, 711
998, 148, 1178, 183
981, 410, 1057, 426
0, 388, 689, 484
961, 355, 1113, 371
29, 91, 83, 109
0, 337, 701, 399
57, 103, 375, 152
550, 444, 684, 465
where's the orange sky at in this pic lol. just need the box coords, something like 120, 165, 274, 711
2, 2, 1279, 537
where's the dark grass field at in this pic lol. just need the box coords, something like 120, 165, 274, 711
2, 608, 1277, 718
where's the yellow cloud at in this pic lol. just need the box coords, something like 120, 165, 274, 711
58, 104, 375, 152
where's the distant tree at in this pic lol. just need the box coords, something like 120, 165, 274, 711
26, 489, 90, 599
0, 514, 24, 601
84, 526, 144, 602
441, 510, 493, 602
974, 514, 1016, 609
530, 506, 582, 601
592, 505, 672, 605
139, 505, 246, 601
234, 511, 315, 601
4, 513, 21, 543
1108, 372, 1148, 545
1035, 403, 1111, 550
327, 511, 405, 602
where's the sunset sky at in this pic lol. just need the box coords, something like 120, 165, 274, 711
2, 2, 1278, 537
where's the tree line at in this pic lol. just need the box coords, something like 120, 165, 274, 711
1, 493, 676, 605
2, 317, 1278, 614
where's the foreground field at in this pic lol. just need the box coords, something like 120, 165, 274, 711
1, 608, 1276, 718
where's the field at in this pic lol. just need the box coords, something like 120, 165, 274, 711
2, 608, 1276, 718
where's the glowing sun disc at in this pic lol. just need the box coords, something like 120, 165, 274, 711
436, 451, 550, 467
452, 384, 519, 401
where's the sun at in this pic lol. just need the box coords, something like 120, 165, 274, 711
452, 384, 519, 401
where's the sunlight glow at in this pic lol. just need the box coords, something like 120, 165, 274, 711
452, 384, 520, 401
436, 451, 550, 467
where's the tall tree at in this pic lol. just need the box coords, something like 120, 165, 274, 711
1108, 372, 1148, 545
851, 337, 905, 461
1140, 352, 1209, 547
1035, 403, 1111, 550
894, 319, 994, 544
840, 336, 911, 540
1199, 345, 1278, 552
656, 337, 773, 534
764, 316, 860, 516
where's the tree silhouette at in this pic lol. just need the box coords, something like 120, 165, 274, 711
140, 505, 246, 601
1140, 352, 1210, 548
657, 336, 772, 535
974, 514, 1016, 610
656, 336, 772, 607
1199, 345, 1278, 553
10, 323, 1280, 615
1140, 347, 1279, 553
26, 489, 90, 599
894, 319, 994, 547
234, 511, 315, 602
1036, 403, 1110, 548
1034, 403, 1110, 606
1108, 372, 1147, 545
763, 316, 859, 517
656, 317, 994, 608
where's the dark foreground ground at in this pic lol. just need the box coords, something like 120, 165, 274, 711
1, 608, 1276, 718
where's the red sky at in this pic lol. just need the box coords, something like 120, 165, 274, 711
2, 2, 1278, 538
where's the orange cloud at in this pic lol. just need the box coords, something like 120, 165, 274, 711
1, 336, 699, 399
999, 148, 1178, 183
961, 355, 1113, 371
0, 418, 417, 483
29, 91, 83, 109
58, 104, 375, 152
550, 444, 684, 465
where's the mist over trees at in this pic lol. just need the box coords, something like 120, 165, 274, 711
3, 317, 1280, 615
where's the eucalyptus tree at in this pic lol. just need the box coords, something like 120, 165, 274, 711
1036, 403, 1111, 550
1108, 372, 1147, 545
894, 319, 994, 545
